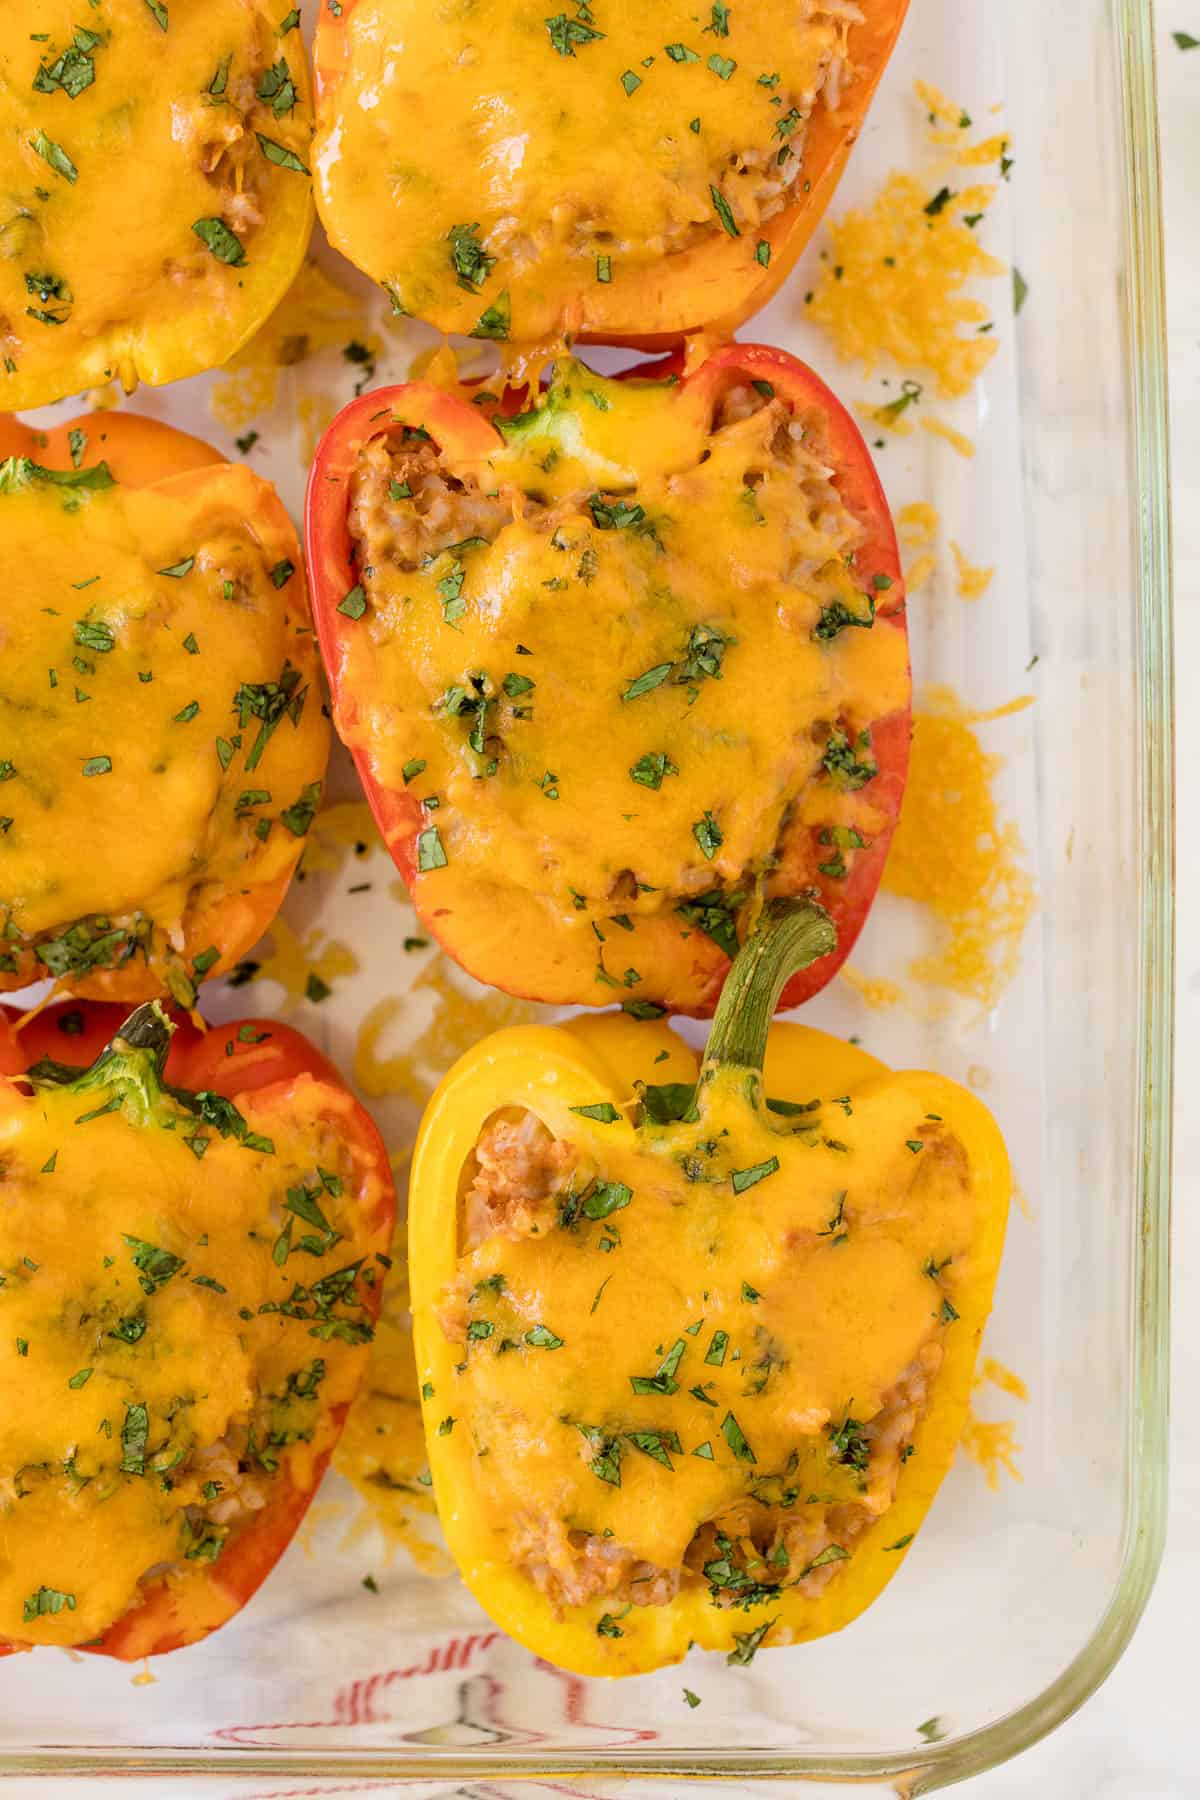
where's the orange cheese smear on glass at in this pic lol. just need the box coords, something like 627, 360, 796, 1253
0, 0, 315, 408
210, 260, 383, 437
312, 0, 904, 344
335, 1227, 447, 1574
883, 689, 1035, 1006
0, 442, 328, 1004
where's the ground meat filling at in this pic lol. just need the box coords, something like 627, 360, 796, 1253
449, 1109, 943, 1619
352, 383, 864, 588
460, 1111, 582, 1252
349, 433, 510, 580
171, 48, 303, 271
503, 1349, 940, 1617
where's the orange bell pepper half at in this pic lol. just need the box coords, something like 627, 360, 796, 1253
312, 0, 908, 346
0, 999, 395, 1660
0, 412, 329, 1006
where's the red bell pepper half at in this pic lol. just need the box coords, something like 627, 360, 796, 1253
0, 1001, 395, 1661
306, 344, 909, 1015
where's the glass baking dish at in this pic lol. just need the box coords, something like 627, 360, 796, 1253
0, 0, 1171, 1789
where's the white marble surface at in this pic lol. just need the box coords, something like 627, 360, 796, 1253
961, 14, 1197, 1796
25, 15, 1196, 1800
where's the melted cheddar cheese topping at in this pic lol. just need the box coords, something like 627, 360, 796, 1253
340, 361, 907, 1008
422, 1034, 997, 1652
0, 0, 314, 408
314, 0, 857, 341
0, 1049, 386, 1648
0, 457, 328, 1000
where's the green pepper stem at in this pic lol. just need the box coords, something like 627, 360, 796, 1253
111, 1001, 175, 1072
58, 1001, 175, 1112
701, 898, 836, 1078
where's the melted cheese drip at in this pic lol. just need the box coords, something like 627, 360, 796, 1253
314, 0, 850, 341
298, 800, 380, 879
342, 362, 907, 1005
210, 260, 382, 434
442, 1064, 979, 1587
882, 690, 1035, 1006
0, 1062, 386, 1647
0, 0, 314, 406
354, 971, 539, 1107
334, 1226, 448, 1577
0, 464, 327, 993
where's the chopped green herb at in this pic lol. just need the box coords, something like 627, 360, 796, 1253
470, 290, 511, 341
630, 750, 678, 789
710, 184, 740, 237
416, 826, 447, 872
727, 1619, 775, 1665
192, 218, 246, 265
731, 1158, 778, 1194
693, 811, 723, 860
31, 131, 78, 184
525, 1323, 564, 1350
546, 12, 605, 55
448, 222, 495, 292
721, 1411, 756, 1463
257, 133, 310, 174
23, 1586, 76, 1623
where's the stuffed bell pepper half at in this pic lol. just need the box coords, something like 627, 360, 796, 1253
0, 0, 315, 408
313, 0, 908, 345
409, 899, 1010, 1676
306, 346, 909, 1016
0, 412, 328, 1005
0, 999, 395, 1659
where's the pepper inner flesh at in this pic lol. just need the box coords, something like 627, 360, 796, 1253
341, 361, 907, 1004
436, 1083, 971, 1624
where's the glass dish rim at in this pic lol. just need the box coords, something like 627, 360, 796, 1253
0, 0, 1172, 1787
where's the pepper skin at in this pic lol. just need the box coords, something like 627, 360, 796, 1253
0, 412, 329, 1005
306, 345, 909, 1016
0, 0, 315, 409
312, 0, 908, 347
0, 999, 395, 1660
409, 899, 1010, 1676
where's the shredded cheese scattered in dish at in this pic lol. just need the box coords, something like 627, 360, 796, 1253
950, 542, 996, 600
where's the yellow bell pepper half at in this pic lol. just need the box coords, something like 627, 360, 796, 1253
410, 900, 1010, 1676
0, 1, 314, 408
